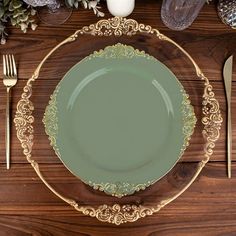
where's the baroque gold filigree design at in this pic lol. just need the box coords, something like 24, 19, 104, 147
87, 180, 155, 198
86, 43, 156, 60
14, 17, 222, 225
14, 83, 34, 161
42, 85, 60, 156
200, 73, 223, 159
181, 89, 197, 154
75, 17, 154, 37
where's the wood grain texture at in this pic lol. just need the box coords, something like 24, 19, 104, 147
0, 163, 235, 235
0, 0, 235, 235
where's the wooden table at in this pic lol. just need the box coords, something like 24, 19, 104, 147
0, 0, 235, 235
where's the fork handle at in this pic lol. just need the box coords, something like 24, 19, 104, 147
6, 87, 11, 170
227, 104, 232, 178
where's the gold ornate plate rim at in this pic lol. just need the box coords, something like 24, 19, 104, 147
14, 17, 223, 225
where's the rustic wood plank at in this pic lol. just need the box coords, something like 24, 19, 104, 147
0, 162, 235, 212
0, 163, 235, 235
0, 214, 235, 236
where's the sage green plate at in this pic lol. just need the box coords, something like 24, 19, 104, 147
43, 43, 197, 198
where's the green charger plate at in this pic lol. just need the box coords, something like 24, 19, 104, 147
43, 43, 197, 198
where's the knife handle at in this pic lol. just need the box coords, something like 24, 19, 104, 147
227, 105, 232, 178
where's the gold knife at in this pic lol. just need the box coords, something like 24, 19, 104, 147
223, 55, 233, 178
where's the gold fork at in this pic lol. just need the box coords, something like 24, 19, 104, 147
3, 55, 18, 170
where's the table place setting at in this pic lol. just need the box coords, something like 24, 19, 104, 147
10, 15, 224, 224
0, 0, 235, 232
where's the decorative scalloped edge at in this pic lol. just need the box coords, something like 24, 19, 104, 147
42, 86, 59, 154
85, 43, 156, 61
87, 180, 156, 198
181, 89, 197, 154
14, 17, 222, 225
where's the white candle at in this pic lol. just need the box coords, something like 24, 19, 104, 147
106, 0, 135, 17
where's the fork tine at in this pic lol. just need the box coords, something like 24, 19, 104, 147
5, 54, 10, 76
12, 55, 17, 76
8, 55, 13, 77
3, 55, 6, 75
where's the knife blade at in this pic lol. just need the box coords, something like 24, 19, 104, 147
223, 55, 233, 178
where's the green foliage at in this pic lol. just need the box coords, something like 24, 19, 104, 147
0, 0, 103, 44
0, 0, 37, 44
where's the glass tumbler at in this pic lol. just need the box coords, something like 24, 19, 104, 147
161, 0, 206, 30
23, 0, 72, 25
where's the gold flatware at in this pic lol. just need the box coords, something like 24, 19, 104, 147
223, 55, 233, 178
2, 55, 18, 170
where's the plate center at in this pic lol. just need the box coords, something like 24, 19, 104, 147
67, 68, 174, 172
